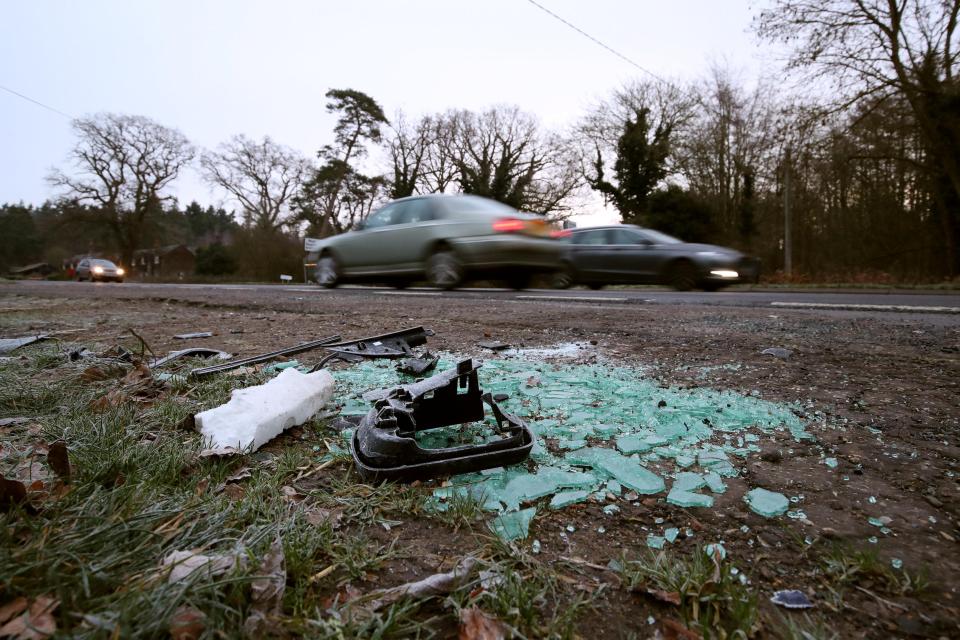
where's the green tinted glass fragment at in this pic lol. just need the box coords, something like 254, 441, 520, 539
744, 488, 789, 517
646, 535, 666, 549
568, 448, 665, 494
664, 527, 679, 543
549, 490, 591, 510
489, 507, 537, 541
672, 472, 707, 492
667, 488, 714, 508
703, 472, 726, 494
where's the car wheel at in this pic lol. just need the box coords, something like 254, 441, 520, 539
392, 279, 411, 290
587, 283, 605, 290
668, 260, 698, 291
552, 263, 576, 289
427, 250, 463, 290
315, 255, 340, 288
702, 283, 724, 292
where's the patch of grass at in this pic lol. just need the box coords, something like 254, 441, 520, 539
315, 474, 426, 526
426, 485, 486, 531
818, 544, 929, 598
620, 547, 758, 639
299, 598, 437, 639
771, 612, 839, 640
446, 537, 596, 639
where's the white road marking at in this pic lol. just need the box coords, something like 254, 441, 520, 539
515, 295, 628, 303
375, 291, 442, 296
770, 301, 960, 314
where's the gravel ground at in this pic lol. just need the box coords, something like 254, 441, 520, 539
1, 283, 959, 638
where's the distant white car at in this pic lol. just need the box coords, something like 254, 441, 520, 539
76, 258, 125, 282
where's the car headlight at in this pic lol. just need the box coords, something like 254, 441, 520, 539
92, 266, 104, 274
116, 268, 125, 275
710, 269, 739, 278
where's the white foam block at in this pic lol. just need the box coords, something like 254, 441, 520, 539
196, 367, 334, 452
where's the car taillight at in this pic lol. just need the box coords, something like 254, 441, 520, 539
550, 229, 571, 239
492, 218, 527, 233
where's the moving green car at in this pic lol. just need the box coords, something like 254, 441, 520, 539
310, 195, 565, 290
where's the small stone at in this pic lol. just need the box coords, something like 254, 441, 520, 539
821, 527, 839, 539
531, 539, 541, 554
924, 495, 944, 508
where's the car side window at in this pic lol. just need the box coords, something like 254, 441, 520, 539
573, 230, 610, 245
79, 260, 88, 268
609, 229, 649, 245
395, 199, 435, 224
364, 203, 401, 229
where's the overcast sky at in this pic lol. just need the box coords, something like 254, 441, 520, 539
1, 0, 776, 222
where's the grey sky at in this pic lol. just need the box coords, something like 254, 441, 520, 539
1, 0, 773, 220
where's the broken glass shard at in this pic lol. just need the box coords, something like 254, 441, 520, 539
744, 488, 789, 517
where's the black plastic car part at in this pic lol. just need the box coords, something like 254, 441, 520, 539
323, 326, 434, 362
351, 359, 534, 482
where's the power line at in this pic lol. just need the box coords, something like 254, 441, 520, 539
524, 0, 663, 81
0, 84, 74, 119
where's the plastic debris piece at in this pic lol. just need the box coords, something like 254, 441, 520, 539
489, 508, 536, 541
196, 368, 334, 452
0, 335, 48, 355
149, 348, 232, 368
761, 347, 793, 359
566, 448, 665, 495
397, 352, 439, 375
646, 535, 666, 549
173, 332, 213, 340
770, 590, 813, 609
549, 490, 591, 510
602, 504, 620, 516
744, 488, 789, 517
667, 488, 714, 508
664, 527, 679, 543
478, 340, 510, 351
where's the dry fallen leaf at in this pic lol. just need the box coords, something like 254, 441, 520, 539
1, 477, 29, 512
161, 548, 247, 584
243, 539, 286, 636
46, 441, 70, 481
122, 362, 153, 385
647, 588, 682, 606
459, 607, 508, 640
0, 598, 28, 625
304, 506, 343, 529
0, 595, 59, 639
88, 389, 128, 412
662, 618, 702, 640
222, 483, 246, 500
169, 606, 205, 640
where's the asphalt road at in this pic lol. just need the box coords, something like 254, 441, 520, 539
6, 279, 960, 320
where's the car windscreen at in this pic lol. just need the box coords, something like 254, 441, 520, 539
91, 259, 117, 267
440, 196, 518, 217
640, 229, 682, 244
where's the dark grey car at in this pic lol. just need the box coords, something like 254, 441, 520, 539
76, 258, 125, 282
555, 225, 759, 291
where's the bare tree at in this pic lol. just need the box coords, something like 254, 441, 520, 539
420, 113, 461, 193
200, 135, 308, 231
756, 0, 960, 273
450, 106, 581, 214
49, 113, 194, 268
386, 111, 433, 198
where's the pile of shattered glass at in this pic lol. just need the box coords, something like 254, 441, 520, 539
334, 352, 812, 541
